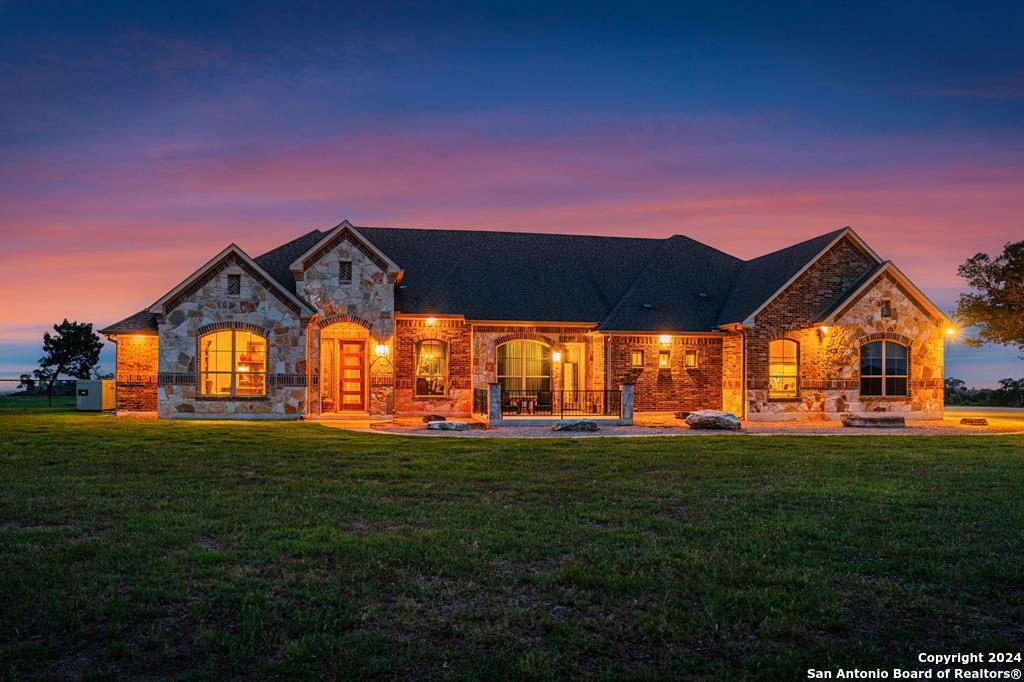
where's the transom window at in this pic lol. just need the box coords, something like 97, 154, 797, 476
683, 349, 698, 368
497, 340, 551, 394
199, 330, 266, 397
415, 340, 447, 397
631, 350, 644, 367
860, 341, 908, 397
658, 350, 670, 368
769, 339, 799, 398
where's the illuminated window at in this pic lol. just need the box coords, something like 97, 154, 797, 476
631, 350, 644, 367
880, 299, 892, 318
497, 340, 551, 394
227, 274, 241, 296
339, 261, 352, 283
684, 349, 698, 368
415, 340, 447, 396
199, 329, 266, 397
658, 350, 670, 368
769, 339, 798, 398
860, 341, 907, 396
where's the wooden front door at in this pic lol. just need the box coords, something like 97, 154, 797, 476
338, 341, 366, 411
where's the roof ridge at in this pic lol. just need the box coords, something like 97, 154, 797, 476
356, 224, 668, 243
739, 227, 849, 264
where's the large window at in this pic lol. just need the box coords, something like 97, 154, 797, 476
769, 339, 799, 398
860, 341, 908, 397
497, 340, 551, 394
415, 340, 447, 396
199, 330, 266, 397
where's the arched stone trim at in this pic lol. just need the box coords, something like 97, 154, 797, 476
492, 331, 556, 348
317, 313, 373, 331
856, 331, 912, 347
196, 321, 271, 338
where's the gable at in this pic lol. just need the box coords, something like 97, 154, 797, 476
820, 262, 950, 326
149, 245, 314, 318
288, 221, 400, 276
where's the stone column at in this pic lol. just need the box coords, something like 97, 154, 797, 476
488, 382, 502, 424
620, 383, 634, 424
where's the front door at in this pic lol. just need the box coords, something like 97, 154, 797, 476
339, 341, 366, 411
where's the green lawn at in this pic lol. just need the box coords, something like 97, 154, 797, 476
1, 399, 1022, 680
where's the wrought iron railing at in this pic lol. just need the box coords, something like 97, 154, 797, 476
473, 387, 488, 415
501, 389, 621, 418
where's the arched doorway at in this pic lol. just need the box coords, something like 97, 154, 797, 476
320, 321, 370, 413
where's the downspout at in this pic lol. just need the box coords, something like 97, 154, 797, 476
739, 327, 748, 420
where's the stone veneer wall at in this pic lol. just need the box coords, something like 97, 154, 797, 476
115, 335, 159, 412
608, 335, 724, 412
745, 237, 877, 419
394, 317, 472, 416
156, 262, 306, 418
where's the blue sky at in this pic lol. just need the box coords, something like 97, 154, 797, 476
1, 0, 1022, 385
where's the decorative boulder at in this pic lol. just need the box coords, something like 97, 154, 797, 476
426, 420, 469, 431
959, 418, 988, 426
421, 414, 446, 423
684, 410, 741, 431
552, 419, 600, 432
841, 415, 905, 428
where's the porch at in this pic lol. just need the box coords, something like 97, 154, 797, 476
472, 384, 634, 426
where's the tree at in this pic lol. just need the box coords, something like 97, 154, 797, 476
944, 377, 966, 405
956, 240, 1024, 351
997, 378, 1024, 407
36, 320, 103, 406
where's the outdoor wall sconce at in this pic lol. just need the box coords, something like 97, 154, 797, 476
946, 327, 957, 337
374, 343, 389, 356
659, 335, 671, 344
820, 325, 829, 334
552, 351, 561, 362
426, 317, 437, 326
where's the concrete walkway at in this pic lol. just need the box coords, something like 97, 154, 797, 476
316, 408, 1024, 438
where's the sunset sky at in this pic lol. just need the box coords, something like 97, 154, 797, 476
1, 1, 1021, 385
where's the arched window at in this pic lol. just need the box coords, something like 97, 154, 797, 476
497, 340, 551, 394
860, 341, 908, 397
768, 339, 799, 398
415, 340, 448, 396
199, 329, 267, 397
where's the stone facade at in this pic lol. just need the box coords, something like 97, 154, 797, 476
744, 242, 944, 420
155, 257, 307, 418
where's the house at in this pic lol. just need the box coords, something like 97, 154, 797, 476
100, 221, 950, 422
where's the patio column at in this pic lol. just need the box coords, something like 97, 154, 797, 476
488, 382, 502, 423
620, 383, 634, 424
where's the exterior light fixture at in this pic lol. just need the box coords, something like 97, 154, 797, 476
552, 351, 561, 362
659, 335, 671, 344
946, 327, 957, 336
820, 326, 829, 334
426, 317, 437, 326
374, 343, 389, 356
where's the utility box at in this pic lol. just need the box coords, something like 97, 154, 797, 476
76, 380, 115, 411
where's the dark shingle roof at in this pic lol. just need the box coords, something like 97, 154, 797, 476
99, 310, 158, 335
103, 223, 865, 335
356, 227, 665, 322
715, 228, 849, 325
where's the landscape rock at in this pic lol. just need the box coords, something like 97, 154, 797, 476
426, 420, 468, 431
421, 414, 446, 423
684, 410, 741, 430
959, 418, 988, 426
841, 414, 905, 428
552, 419, 600, 432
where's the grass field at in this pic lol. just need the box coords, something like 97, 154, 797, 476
1, 398, 1022, 679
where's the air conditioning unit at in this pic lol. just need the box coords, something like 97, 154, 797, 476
76, 380, 115, 411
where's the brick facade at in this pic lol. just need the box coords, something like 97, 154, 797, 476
115, 335, 158, 412
394, 317, 473, 416
608, 335, 723, 412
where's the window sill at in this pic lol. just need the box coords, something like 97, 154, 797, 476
196, 395, 270, 401
767, 397, 802, 402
